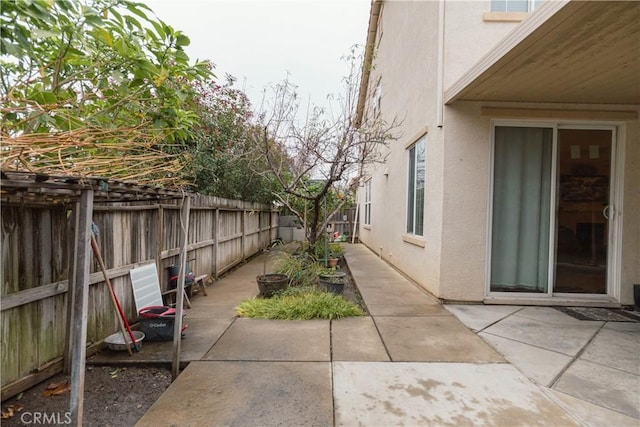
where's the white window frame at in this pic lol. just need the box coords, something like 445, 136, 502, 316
490, 0, 543, 13
406, 135, 426, 237
364, 180, 372, 226
485, 120, 624, 302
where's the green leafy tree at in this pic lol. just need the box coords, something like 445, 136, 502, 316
185, 71, 280, 203
1, 0, 211, 185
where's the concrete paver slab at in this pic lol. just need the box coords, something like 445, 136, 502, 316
345, 244, 439, 301
331, 317, 389, 361
482, 312, 603, 356
333, 361, 579, 426
136, 361, 333, 427
580, 325, 640, 375
375, 316, 505, 362
446, 304, 523, 331
203, 318, 330, 361
185, 304, 239, 319
554, 359, 640, 419
546, 388, 640, 427
199, 282, 258, 302
352, 274, 409, 285
89, 317, 233, 364
367, 303, 450, 317
180, 317, 235, 361
604, 321, 640, 332
517, 306, 598, 326
478, 332, 572, 386
357, 285, 435, 307
346, 260, 399, 278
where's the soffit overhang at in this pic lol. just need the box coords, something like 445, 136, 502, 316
445, 1, 640, 105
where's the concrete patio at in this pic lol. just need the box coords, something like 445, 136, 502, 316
131, 244, 638, 426
446, 304, 640, 423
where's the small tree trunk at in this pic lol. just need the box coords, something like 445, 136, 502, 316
306, 198, 322, 253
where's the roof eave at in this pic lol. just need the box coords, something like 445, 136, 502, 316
355, 0, 383, 128
444, 0, 571, 105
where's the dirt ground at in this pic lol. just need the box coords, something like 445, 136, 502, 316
340, 262, 367, 313
1, 366, 171, 426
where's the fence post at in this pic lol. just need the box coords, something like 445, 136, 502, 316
269, 210, 275, 244
171, 195, 191, 380
69, 189, 94, 427
63, 201, 79, 374
214, 208, 219, 279
156, 205, 164, 280
241, 209, 246, 262
266, 211, 270, 247
261, 210, 266, 248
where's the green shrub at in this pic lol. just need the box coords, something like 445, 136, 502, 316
273, 252, 324, 287
317, 266, 340, 276
303, 236, 329, 260
328, 243, 344, 257
236, 287, 363, 320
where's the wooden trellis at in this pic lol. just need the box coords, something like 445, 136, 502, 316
0, 171, 278, 425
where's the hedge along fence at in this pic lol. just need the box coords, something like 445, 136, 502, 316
0, 194, 277, 400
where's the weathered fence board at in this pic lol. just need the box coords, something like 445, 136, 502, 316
1, 196, 277, 399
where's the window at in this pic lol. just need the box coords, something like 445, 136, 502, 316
406, 136, 425, 236
364, 180, 372, 225
491, 0, 544, 12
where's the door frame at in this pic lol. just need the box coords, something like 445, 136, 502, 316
485, 120, 625, 301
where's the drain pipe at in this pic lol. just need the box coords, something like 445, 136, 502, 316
436, 0, 446, 128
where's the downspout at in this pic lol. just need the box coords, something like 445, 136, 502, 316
436, 0, 446, 127
353, 0, 383, 246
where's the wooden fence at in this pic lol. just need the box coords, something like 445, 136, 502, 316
0, 194, 277, 399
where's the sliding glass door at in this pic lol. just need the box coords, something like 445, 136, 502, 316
554, 129, 611, 294
490, 125, 614, 295
491, 127, 553, 293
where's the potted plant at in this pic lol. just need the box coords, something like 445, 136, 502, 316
327, 243, 344, 268
256, 273, 289, 297
318, 267, 347, 295
257, 245, 289, 297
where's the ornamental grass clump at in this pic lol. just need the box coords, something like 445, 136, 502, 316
236, 286, 363, 320
273, 252, 325, 287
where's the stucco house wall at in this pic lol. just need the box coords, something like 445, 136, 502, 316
438, 102, 640, 305
443, 1, 521, 88
439, 102, 491, 302
358, 0, 639, 306
359, 0, 444, 296
359, 1, 526, 297
620, 117, 640, 305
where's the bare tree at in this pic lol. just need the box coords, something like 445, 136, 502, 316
253, 47, 400, 250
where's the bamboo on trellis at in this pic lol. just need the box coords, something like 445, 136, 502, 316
1, 126, 191, 188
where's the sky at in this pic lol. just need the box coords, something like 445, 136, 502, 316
145, 0, 371, 112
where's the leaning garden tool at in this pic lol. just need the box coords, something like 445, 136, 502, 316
90, 223, 139, 353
